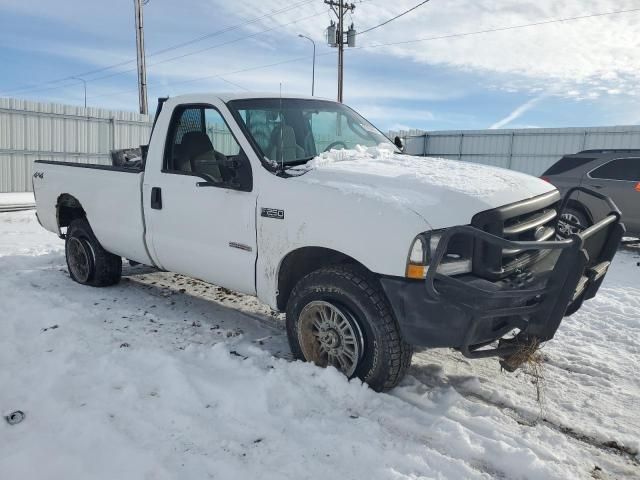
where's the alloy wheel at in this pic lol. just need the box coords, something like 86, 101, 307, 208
67, 236, 93, 283
297, 300, 364, 377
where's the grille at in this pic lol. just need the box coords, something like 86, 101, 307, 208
501, 207, 557, 270
471, 190, 561, 280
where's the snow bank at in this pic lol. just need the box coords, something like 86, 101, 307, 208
1, 211, 639, 479
0, 192, 35, 212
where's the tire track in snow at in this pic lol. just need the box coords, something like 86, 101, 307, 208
114, 266, 640, 478
409, 359, 640, 470
5, 221, 637, 479
126, 263, 640, 471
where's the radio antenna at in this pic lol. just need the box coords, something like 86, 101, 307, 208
279, 82, 284, 172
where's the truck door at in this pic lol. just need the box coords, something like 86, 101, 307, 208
144, 104, 257, 295
582, 157, 640, 233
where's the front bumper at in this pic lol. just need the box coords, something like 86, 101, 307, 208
381, 187, 625, 360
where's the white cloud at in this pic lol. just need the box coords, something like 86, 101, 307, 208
489, 94, 546, 129
5, 0, 640, 127
223, 0, 640, 99
7, 0, 640, 102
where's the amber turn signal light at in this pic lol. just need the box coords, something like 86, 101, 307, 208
406, 264, 427, 280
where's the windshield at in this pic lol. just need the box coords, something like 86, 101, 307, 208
227, 98, 396, 166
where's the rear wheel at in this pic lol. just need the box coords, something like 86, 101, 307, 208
65, 218, 122, 287
286, 265, 412, 392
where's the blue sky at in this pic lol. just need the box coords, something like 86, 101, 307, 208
1, 0, 640, 132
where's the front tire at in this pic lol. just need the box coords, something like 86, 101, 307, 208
65, 218, 122, 287
286, 265, 412, 392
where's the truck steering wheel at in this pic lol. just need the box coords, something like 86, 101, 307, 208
324, 141, 348, 152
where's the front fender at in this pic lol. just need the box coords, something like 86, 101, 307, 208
255, 176, 429, 309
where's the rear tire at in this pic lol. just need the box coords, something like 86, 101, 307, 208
286, 265, 412, 392
65, 218, 122, 287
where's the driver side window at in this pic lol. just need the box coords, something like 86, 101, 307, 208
165, 106, 245, 187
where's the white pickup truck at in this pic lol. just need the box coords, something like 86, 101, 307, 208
33, 93, 624, 391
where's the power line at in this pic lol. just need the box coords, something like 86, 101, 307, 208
7, 4, 640, 105
358, 0, 431, 36
355, 6, 640, 49
0, 0, 317, 96
155, 6, 640, 96
89, 54, 321, 100
145, 0, 316, 58
133, 10, 328, 77
2, 8, 328, 98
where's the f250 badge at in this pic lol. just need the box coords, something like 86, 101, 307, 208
261, 208, 284, 220
33, 172, 44, 179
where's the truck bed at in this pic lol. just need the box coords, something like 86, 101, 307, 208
35, 160, 143, 173
33, 160, 153, 266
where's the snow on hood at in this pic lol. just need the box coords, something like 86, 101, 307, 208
290, 144, 557, 227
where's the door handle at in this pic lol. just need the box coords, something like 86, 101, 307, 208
151, 187, 162, 209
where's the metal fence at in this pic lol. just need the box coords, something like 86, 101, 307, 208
0, 98, 152, 192
392, 125, 640, 176
5, 97, 640, 192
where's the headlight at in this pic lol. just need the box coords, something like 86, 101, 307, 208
406, 230, 473, 279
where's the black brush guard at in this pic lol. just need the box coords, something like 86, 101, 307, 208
424, 187, 625, 360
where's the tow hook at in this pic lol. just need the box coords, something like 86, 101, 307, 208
498, 336, 541, 372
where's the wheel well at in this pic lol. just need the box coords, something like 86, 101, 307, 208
276, 247, 368, 311
56, 194, 86, 233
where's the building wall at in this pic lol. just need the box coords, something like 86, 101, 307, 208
392, 125, 640, 176
0, 98, 152, 192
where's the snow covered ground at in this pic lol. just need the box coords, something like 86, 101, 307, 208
1, 209, 639, 480
0, 192, 35, 212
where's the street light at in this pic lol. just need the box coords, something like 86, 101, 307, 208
298, 34, 316, 96
72, 76, 87, 108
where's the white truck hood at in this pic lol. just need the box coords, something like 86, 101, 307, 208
291, 145, 557, 229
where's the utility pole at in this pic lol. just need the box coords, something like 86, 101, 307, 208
133, 0, 148, 114
324, 1, 356, 102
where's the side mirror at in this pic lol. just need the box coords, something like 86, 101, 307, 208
394, 136, 404, 151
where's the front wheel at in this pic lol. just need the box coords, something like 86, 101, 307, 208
286, 265, 412, 392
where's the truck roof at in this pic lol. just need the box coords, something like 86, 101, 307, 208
168, 92, 333, 103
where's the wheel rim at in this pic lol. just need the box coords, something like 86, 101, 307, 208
558, 212, 583, 237
67, 237, 92, 282
297, 300, 364, 377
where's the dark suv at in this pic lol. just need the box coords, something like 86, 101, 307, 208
542, 150, 640, 238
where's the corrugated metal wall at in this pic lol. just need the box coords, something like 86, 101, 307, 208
5, 98, 640, 191
393, 125, 640, 176
0, 98, 152, 192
